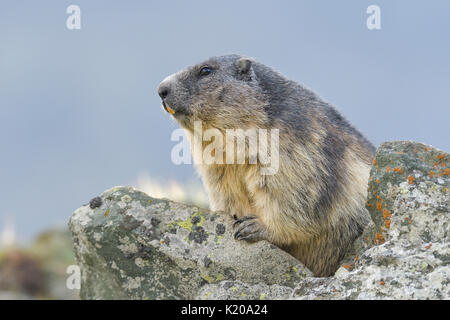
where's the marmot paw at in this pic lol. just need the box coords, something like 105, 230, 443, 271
233, 215, 268, 242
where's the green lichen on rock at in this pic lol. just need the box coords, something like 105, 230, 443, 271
69, 186, 312, 299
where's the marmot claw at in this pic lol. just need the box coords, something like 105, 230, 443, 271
233, 215, 267, 242
233, 215, 257, 227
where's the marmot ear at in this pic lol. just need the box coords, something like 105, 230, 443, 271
237, 58, 252, 74
236, 57, 254, 81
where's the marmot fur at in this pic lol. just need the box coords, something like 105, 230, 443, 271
157, 54, 375, 277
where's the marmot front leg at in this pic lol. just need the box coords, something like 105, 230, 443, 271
233, 215, 269, 242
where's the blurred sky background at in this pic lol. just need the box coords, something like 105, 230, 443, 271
0, 0, 449, 243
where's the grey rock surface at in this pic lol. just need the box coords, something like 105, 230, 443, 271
69, 187, 311, 299
69, 141, 449, 300
196, 280, 293, 300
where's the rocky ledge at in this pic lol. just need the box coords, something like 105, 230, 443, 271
69, 190, 311, 299
69, 141, 449, 299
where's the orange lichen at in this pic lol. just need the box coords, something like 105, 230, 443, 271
440, 169, 450, 176
437, 154, 445, 160
342, 264, 351, 270
442, 162, 446, 167
386, 166, 391, 173
376, 201, 382, 210
425, 243, 432, 250
379, 280, 385, 286
405, 217, 412, 224
382, 209, 392, 228
408, 176, 415, 184
393, 167, 403, 174
428, 171, 435, 178
376, 179, 381, 184
374, 232, 385, 244
372, 159, 377, 166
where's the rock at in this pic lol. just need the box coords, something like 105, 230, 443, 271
293, 141, 449, 299
69, 141, 449, 300
196, 281, 294, 300
69, 187, 312, 299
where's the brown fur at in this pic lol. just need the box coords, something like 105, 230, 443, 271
158, 55, 374, 276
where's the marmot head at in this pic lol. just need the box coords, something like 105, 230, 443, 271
157, 54, 269, 131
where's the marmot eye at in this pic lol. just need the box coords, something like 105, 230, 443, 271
199, 67, 212, 76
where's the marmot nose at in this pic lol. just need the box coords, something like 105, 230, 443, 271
158, 86, 170, 100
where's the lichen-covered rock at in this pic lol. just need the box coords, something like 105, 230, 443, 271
69, 187, 312, 299
196, 280, 294, 300
293, 141, 449, 299
365, 141, 448, 249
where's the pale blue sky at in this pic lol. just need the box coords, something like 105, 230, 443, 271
0, 0, 449, 241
